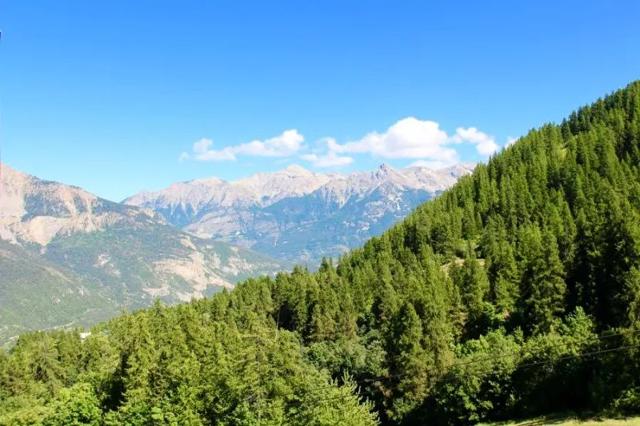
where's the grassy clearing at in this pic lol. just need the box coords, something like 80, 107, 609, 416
481, 415, 640, 425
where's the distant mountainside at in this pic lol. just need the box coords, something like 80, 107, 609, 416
0, 164, 284, 343
125, 163, 473, 264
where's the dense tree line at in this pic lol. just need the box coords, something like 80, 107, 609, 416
2, 82, 640, 424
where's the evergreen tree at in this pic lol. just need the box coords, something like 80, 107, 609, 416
519, 228, 566, 334
386, 302, 429, 422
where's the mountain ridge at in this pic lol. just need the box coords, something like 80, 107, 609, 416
124, 163, 475, 263
0, 163, 285, 343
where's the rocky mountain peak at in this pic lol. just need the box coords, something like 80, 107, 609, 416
0, 164, 286, 343
125, 163, 474, 263
377, 163, 393, 173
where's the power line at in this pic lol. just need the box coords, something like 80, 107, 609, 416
450, 327, 640, 369
352, 329, 640, 384
300, 341, 640, 408
229, 326, 640, 409
515, 342, 640, 370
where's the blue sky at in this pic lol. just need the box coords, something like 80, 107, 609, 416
1, 1, 639, 201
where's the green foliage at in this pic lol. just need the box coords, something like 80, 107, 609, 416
428, 330, 522, 424
518, 227, 567, 334
42, 383, 102, 426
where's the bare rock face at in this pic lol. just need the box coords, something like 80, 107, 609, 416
0, 163, 284, 344
125, 163, 474, 264
0, 163, 155, 245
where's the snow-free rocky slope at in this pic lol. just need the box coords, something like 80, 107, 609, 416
125, 163, 474, 264
0, 163, 284, 344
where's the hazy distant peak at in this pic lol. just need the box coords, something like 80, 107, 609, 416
0, 163, 154, 245
283, 164, 312, 175
125, 162, 474, 210
189, 176, 226, 186
377, 163, 393, 172
373, 163, 403, 179
0, 162, 33, 187
124, 162, 474, 263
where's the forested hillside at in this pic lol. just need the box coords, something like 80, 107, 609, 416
2, 82, 640, 425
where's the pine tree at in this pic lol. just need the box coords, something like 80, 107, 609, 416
451, 245, 490, 336
519, 228, 566, 334
486, 239, 519, 315
625, 266, 640, 328
386, 302, 429, 422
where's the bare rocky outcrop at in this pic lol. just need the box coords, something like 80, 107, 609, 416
124, 163, 474, 263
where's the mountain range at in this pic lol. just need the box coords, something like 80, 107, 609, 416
0, 164, 283, 343
124, 163, 474, 264
0, 162, 471, 343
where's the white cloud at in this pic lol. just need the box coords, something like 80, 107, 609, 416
300, 137, 354, 167
192, 138, 235, 161
189, 130, 304, 162
322, 117, 498, 164
453, 127, 499, 156
182, 119, 498, 168
193, 138, 212, 155
408, 160, 452, 169
505, 136, 518, 147
328, 117, 458, 163
301, 151, 353, 168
